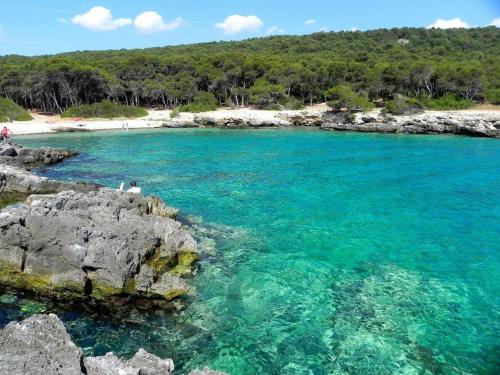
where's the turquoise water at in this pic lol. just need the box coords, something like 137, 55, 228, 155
4, 129, 500, 374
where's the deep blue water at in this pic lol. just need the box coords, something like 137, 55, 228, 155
3, 129, 499, 374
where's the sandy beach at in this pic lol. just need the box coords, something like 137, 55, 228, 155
2, 105, 499, 136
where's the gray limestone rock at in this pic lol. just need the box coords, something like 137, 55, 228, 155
0, 314, 222, 375
0, 314, 83, 375
0, 188, 197, 302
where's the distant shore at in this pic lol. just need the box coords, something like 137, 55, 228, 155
3, 104, 500, 137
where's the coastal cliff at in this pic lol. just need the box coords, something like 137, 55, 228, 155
0, 314, 226, 375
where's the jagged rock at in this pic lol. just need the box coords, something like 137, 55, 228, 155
321, 123, 399, 133
193, 114, 288, 128
0, 314, 223, 375
0, 165, 99, 194
189, 368, 229, 375
0, 188, 197, 302
0, 142, 77, 168
0, 314, 83, 375
361, 116, 378, 123
84, 349, 174, 375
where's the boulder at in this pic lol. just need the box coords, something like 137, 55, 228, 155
0, 314, 226, 375
0, 314, 83, 375
189, 369, 229, 375
84, 349, 174, 375
0, 314, 225, 375
0, 188, 197, 302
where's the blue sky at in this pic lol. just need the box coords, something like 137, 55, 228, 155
0, 0, 498, 56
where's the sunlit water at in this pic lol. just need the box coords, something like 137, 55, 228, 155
2, 129, 499, 374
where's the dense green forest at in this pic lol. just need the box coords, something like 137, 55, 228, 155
0, 27, 499, 113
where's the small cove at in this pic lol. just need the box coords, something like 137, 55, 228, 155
3, 128, 499, 374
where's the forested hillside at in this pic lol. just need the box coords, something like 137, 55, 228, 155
0, 27, 498, 113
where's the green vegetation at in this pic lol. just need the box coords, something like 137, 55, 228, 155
0, 27, 498, 114
485, 88, 500, 105
324, 85, 374, 111
418, 94, 474, 110
0, 97, 32, 122
175, 91, 218, 113
384, 96, 425, 115
385, 94, 473, 114
61, 100, 147, 118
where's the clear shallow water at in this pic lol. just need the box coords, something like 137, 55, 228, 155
3, 129, 500, 374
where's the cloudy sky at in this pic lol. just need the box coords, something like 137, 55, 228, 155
0, 0, 498, 55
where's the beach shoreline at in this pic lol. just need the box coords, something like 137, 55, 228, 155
3, 105, 499, 137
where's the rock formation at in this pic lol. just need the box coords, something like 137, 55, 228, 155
1, 142, 198, 303
0, 142, 77, 168
0, 314, 226, 375
0, 189, 197, 302
321, 111, 500, 137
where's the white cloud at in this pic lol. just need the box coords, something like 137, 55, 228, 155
427, 17, 470, 29
266, 26, 285, 35
135, 11, 185, 34
489, 18, 500, 27
216, 15, 263, 34
305, 19, 316, 25
72, 6, 132, 31
350, 27, 359, 32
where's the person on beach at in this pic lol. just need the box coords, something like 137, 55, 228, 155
118, 180, 141, 194
1, 126, 13, 143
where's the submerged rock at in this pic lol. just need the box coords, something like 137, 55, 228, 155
0, 314, 225, 374
0, 188, 198, 302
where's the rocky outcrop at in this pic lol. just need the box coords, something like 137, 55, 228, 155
0, 164, 99, 195
84, 349, 174, 375
0, 314, 225, 375
161, 109, 324, 128
321, 110, 500, 137
0, 188, 198, 302
0, 143, 96, 197
0, 142, 77, 168
321, 122, 399, 133
193, 113, 289, 128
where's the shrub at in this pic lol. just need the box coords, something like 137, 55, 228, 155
61, 100, 148, 119
170, 108, 180, 118
324, 85, 373, 111
419, 94, 474, 110
250, 78, 287, 109
384, 96, 425, 115
485, 88, 500, 105
278, 96, 305, 110
176, 92, 218, 113
0, 97, 33, 121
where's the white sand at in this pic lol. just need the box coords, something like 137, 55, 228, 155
2, 105, 499, 136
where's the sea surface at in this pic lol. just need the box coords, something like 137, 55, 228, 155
3, 129, 499, 374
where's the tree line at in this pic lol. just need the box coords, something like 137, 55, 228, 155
0, 27, 498, 113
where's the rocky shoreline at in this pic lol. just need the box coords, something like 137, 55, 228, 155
0, 142, 225, 373
6, 107, 499, 137
0, 313, 225, 375
320, 110, 500, 137
161, 109, 500, 137
1, 142, 199, 303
